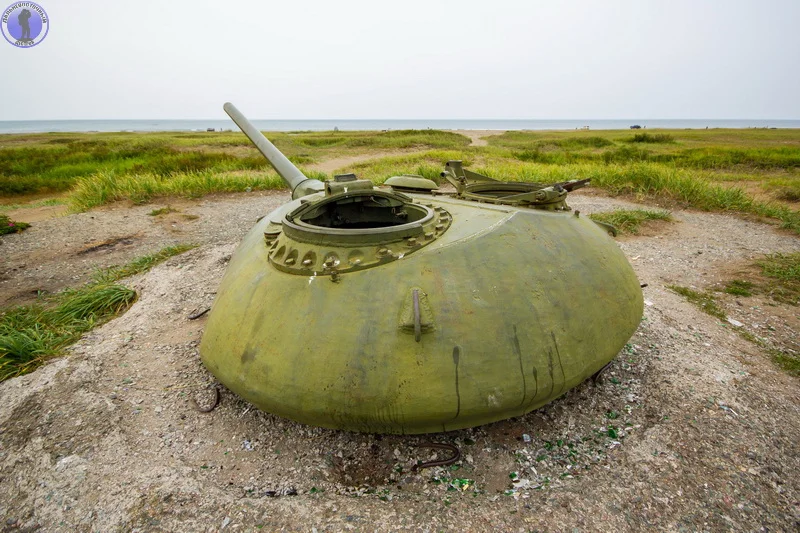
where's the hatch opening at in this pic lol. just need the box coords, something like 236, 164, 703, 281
298, 196, 429, 229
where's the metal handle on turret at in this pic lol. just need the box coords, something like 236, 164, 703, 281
223, 102, 324, 199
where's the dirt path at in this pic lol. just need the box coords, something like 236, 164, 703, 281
2, 203, 69, 224
306, 151, 412, 175
452, 129, 506, 147
1, 192, 799, 531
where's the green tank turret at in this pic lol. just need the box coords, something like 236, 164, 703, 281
199, 103, 643, 434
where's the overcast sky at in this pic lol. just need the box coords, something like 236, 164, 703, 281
1, 0, 798, 120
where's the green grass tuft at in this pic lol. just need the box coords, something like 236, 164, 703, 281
734, 322, 800, 377
94, 244, 198, 283
54, 284, 137, 322
0, 284, 137, 381
757, 252, 800, 305
769, 349, 800, 376
0, 243, 196, 381
148, 206, 177, 216
668, 285, 727, 320
723, 279, 755, 297
68, 170, 287, 211
588, 209, 673, 235
764, 178, 800, 203
628, 133, 675, 143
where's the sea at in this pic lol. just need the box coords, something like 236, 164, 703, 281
0, 119, 798, 134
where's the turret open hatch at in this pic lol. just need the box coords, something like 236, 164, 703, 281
265, 175, 452, 276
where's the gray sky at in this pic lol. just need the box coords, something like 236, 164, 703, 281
1, 0, 798, 120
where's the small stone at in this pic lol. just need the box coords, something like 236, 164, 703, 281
522, 433, 532, 443
727, 318, 743, 327
221, 517, 231, 529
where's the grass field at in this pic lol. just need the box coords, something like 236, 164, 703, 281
0, 130, 468, 195
0, 127, 798, 231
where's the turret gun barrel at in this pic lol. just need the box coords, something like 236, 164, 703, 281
223, 102, 324, 199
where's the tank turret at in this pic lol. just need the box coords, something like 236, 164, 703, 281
199, 104, 643, 434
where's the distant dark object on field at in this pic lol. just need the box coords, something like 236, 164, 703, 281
206, 128, 216, 132
630, 125, 642, 129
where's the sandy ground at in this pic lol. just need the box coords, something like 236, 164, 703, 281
1, 189, 799, 531
451, 130, 505, 147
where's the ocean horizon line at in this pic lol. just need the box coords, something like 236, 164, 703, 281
1, 118, 799, 134
4, 117, 799, 121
